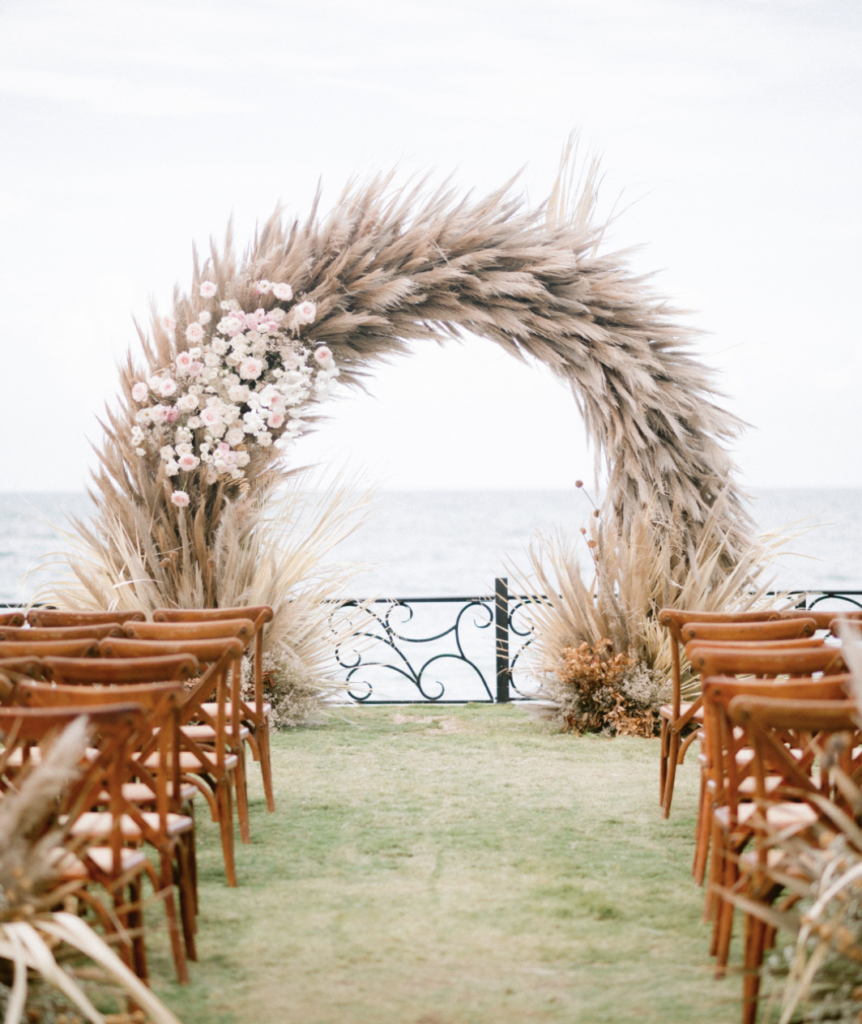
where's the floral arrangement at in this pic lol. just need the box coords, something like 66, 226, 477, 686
128, 280, 338, 508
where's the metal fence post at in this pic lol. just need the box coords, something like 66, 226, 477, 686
495, 576, 510, 703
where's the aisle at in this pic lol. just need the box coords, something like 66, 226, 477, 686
151, 706, 739, 1024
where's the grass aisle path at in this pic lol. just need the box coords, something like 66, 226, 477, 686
153, 705, 739, 1023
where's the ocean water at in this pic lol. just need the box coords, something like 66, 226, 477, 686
1, 488, 860, 605
1, 488, 858, 701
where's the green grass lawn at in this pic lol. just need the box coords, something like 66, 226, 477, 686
147, 704, 742, 1024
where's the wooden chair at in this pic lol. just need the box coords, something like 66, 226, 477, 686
687, 644, 848, 885
657, 614, 817, 816
0, 611, 25, 626
120, 620, 261, 831
700, 675, 852, 982
152, 606, 276, 812
0, 703, 162, 981
26, 609, 145, 628
13, 681, 197, 983
0, 623, 124, 641
97, 636, 247, 885
727, 695, 860, 1024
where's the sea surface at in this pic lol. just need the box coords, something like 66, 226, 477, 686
1, 488, 858, 701
0, 488, 859, 605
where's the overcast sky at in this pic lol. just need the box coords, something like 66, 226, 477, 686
1, 0, 859, 493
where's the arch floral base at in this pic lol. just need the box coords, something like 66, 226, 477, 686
41, 162, 772, 724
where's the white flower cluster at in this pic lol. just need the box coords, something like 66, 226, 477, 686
130, 280, 338, 504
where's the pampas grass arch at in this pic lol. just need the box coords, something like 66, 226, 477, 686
45, 150, 767, 718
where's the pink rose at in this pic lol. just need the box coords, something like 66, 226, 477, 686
159, 378, 177, 397
164, 407, 180, 424
177, 394, 199, 412
238, 357, 264, 380
272, 282, 293, 302
187, 361, 204, 377
313, 345, 333, 366
267, 411, 285, 430
199, 281, 217, 298
177, 453, 199, 472
160, 316, 177, 333
294, 300, 316, 326
131, 382, 149, 402
185, 322, 205, 343
200, 406, 222, 428
170, 490, 190, 508
175, 351, 193, 372
150, 405, 168, 424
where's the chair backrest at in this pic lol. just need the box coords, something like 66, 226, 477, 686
781, 608, 862, 632
0, 612, 25, 627
0, 639, 100, 658
658, 608, 784, 643
689, 644, 846, 678
0, 624, 123, 642
123, 619, 255, 644
27, 609, 146, 628
680, 618, 816, 644
42, 654, 200, 686
153, 605, 273, 629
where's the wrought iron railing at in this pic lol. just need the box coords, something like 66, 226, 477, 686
331, 584, 862, 705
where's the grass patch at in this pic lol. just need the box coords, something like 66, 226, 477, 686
145, 705, 739, 1023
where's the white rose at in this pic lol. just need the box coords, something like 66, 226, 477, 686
164, 460, 180, 477
293, 300, 317, 326
199, 282, 217, 298
185, 322, 205, 343
177, 453, 200, 472
200, 406, 222, 428
236, 452, 250, 467
159, 378, 177, 397
238, 357, 264, 380
175, 442, 193, 456
204, 352, 221, 367
198, 310, 212, 325
272, 283, 293, 302
225, 426, 245, 446
131, 382, 149, 403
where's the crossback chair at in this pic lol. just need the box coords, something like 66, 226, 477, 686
13, 680, 197, 982
97, 636, 246, 885
657, 615, 818, 816
0, 703, 161, 981
700, 675, 852, 978
152, 606, 276, 812
26, 609, 145, 628
119, 621, 262, 831
727, 695, 861, 1024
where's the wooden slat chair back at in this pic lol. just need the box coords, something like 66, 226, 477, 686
689, 645, 847, 679
98, 635, 246, 884
27, 609, 145, 628
0, 639, 100, 658
124, 619, 256, 643
152, 606, 275, 812
0, 612, 25, 627
13, 681, 195, 981
781, 608, 862, 632
700, 675, 852, 981
42, 654, 200, 686
0, 703, 161, 979
726, 694, 861, 1024
0, 624, 124, 641
657, 614, 817, 817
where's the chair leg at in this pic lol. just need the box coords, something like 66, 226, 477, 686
742, 913, 767, 1024
714, 850, 739, 977
257, 723, 276, 813
177, 837, 198, 962
217, 778, 238, 887
160, 851, 190, 985
662, 730, 681, 818
235, 744, 252, 845
660, 717, 669, 805
693, 777, 711, 885
127, 877, 148, 985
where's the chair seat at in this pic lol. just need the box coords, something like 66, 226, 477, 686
713, 801, 818, 831
139, 750, 239, 773
4, 746, 100, 767
182, 723, 250, 741
97, 781, 199, 805
200, 701, 272, 720
71, 810, 194, 840
737, 775, 784, 796
52, 846, 148, 880
660, 702, 704, 726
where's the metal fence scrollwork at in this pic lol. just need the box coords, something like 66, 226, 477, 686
329, 585, 862, 705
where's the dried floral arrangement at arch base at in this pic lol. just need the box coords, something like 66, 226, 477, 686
41, 147, 770, 725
